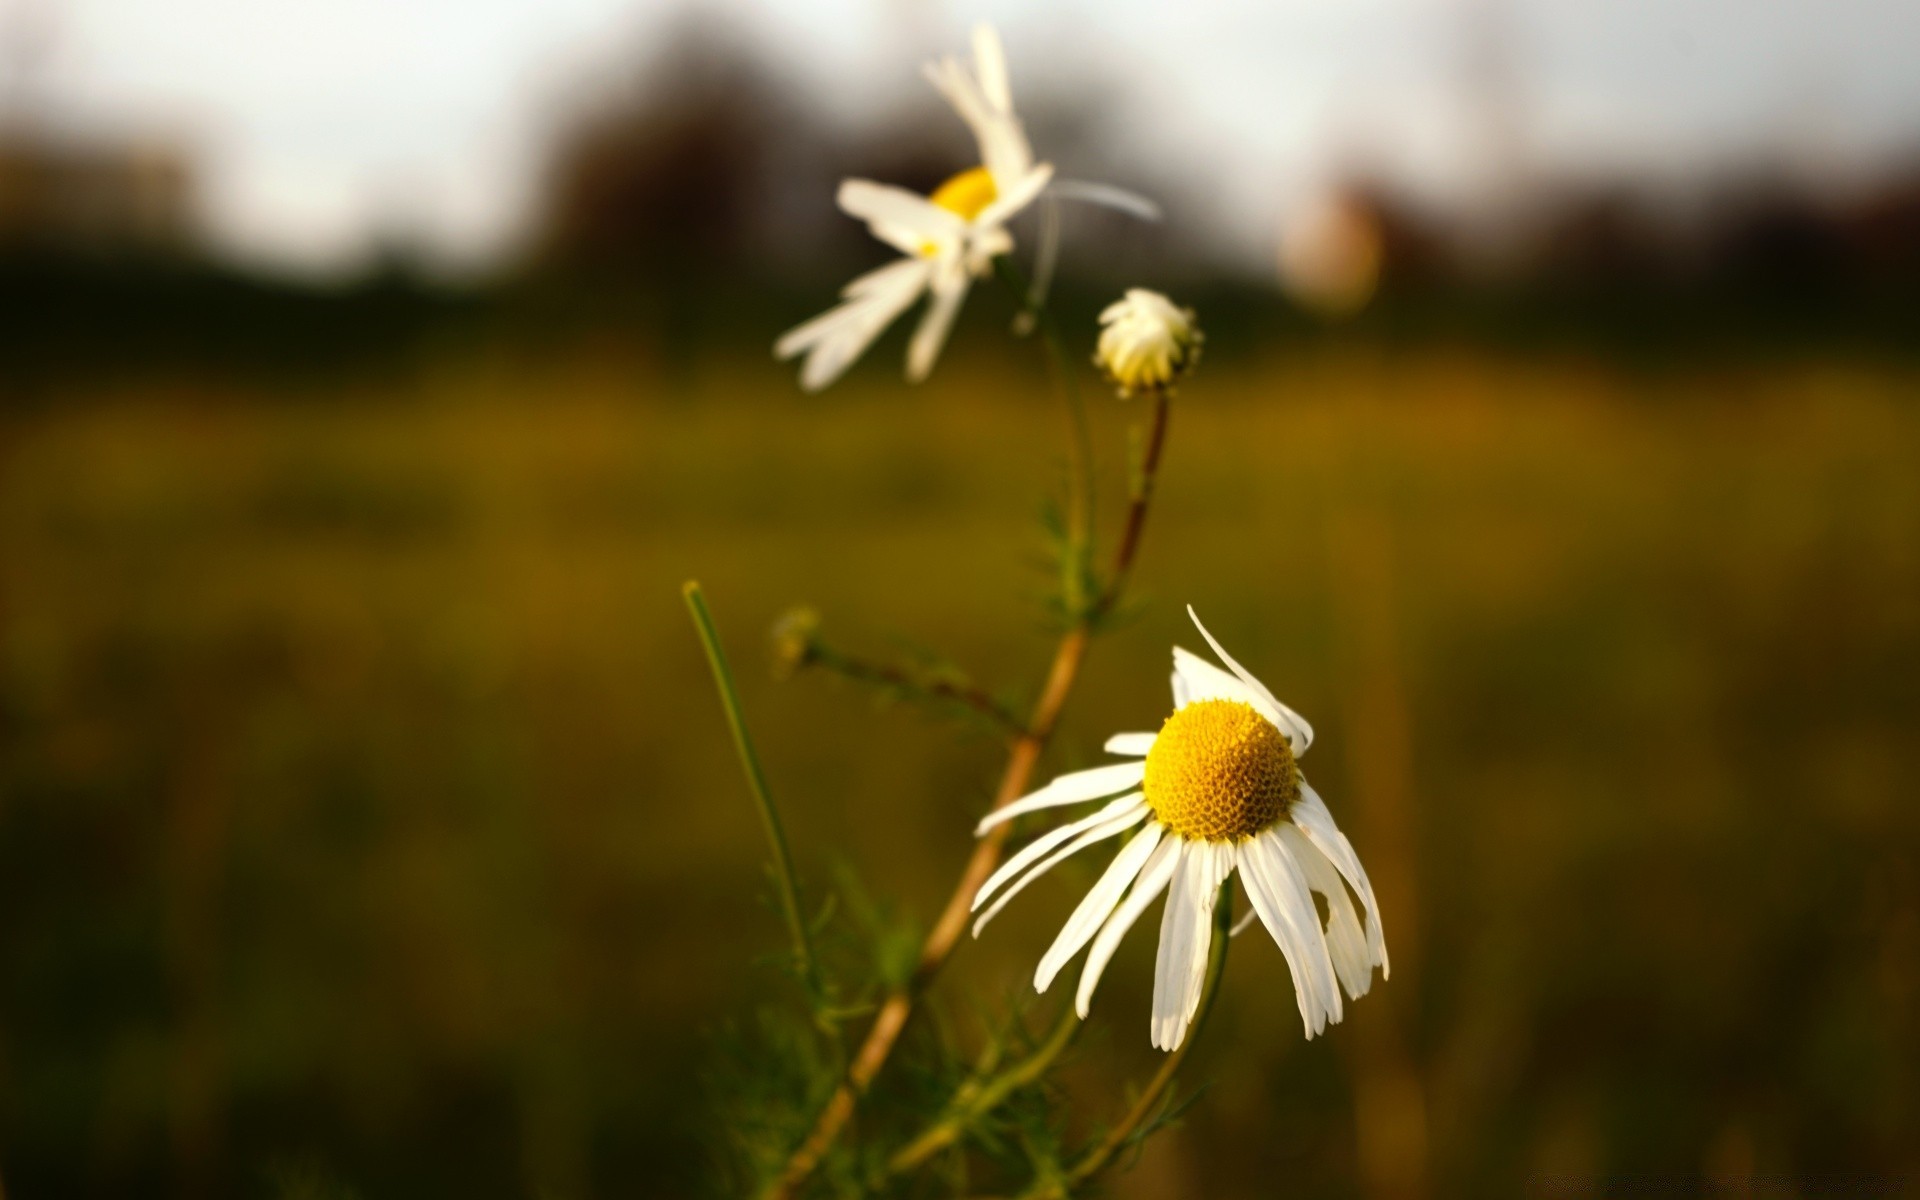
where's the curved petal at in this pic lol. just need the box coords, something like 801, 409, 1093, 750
1182, 605, 1315, 752
973, 792, 1144, 914
1071, 831, 1181, 1012
975, 759, 1146, 834
774, 258, 932, 392
1240, 829, 1341, 1036
1291, 782, 1388, 976
972, 799, 1149, 937
971, 24, 1013, 113
1036, 823, 1168, 993
1278, 823, 1375, 999
1046, 179, 1163, 222
905, 257, 970, 383
1151, 840, 1233, 1050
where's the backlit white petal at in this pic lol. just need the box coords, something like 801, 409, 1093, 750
1103, 732, 1158, 757
975, 759, 1146, 834
775, 258, 933, 392
838, 179, 965, 242
1073, 834, 1181, 1015
974, 162, 1053, 229
1279, 823, 1374, 999
1035, 824, 1168, 993
1240, 830, 1335, 1036
972, 800, 1148, 937
1046, 179, 1162, 222
906, 258, 970, 383
974, 793, 1145, 913
1292, 783, 1389, 976
1185, 606, 1315, 751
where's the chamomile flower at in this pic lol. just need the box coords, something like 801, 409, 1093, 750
972, 607, 1388, 1051
776, 26, 1054, 393
1095, 289, 1201, 396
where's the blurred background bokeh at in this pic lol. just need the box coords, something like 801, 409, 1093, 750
2, 1, 1917, 1196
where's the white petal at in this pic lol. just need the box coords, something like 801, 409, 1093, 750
1151, 840, 1233, 1050
905, 258, 970, 383
1045, 179, 1162, 222
1171, 647, 1309, 751
1185, 606, 1315, 752
1072, 832, 1180, 1013
1278, 824, 1374, 999
975, 759, 1146, 834
972, 800, 1148, 936
971, 24, 1013, 113
1035, 823, 1167, 993
1229, 905, 1258, 937
1291, 783, 1388, 976
1261, 832, 1344, 1025
974, 793, 1144, 912
838, 179, 963, 242
1103, 732, 1158, 757
1240, 830, 1339, 1037
774, 258, 932, 392
975, 162, 1053, 229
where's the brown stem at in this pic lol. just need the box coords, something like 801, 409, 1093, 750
1091, 386, 1170, 619
769, 352, 1174, 1200
768, 626, 1088, 1198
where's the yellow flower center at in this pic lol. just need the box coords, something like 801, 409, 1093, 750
1143, 699, 1297, 842
929, 166, 998, 222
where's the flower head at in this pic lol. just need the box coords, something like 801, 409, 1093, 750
775, 26, 1053, 393
972, 607, 1387, 1051
1095, 289, 1201, 397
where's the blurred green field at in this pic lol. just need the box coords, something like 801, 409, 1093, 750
2, 345, 1917, 1198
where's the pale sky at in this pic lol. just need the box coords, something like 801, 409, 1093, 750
7, 0, 1917, 278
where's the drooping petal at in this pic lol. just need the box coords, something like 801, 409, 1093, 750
1072, 832, 1181, 1013
774, 258, 933, 392
1278, 823, 1374, 999
1240, 829, 1339, 1036
1151, 840, 1233, 1050
974, 793, 1145, 913
971, 24, 1013, 114
1185, 606, 1315, 751
974, 759, 1146, 834
972, 799, 1149, 936
905, 256, 970, 383
1035, 823, 1168, 993
1291, 782, 1389, 976
1103, 732, 1158, 757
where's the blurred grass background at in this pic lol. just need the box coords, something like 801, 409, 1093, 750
3, 335, 1915, 1196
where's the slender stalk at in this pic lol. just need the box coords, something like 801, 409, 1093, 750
805, 642, 1027, 738
1091, 385, 1171, 619
887, 1001, 1082, 1175
769, 283, 1178, 1198
683, 581, 820, 1000
1028, 877, 1236, 1199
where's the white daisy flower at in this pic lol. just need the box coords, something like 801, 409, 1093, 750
1094, 288, 1202, 396
972, 606, 1389, 1051
776, 25, 1055, 393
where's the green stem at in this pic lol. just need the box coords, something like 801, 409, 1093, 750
995, 257, 1095, 617
887, 1001, 1083, 1175
806, 642, 1027, 739
683, 580, 820, 1000
1026, 877, 1236, 1198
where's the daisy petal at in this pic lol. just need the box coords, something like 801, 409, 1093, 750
1292, 783, 1389, 976
1240, 829, 1339, 1036
975, 162, 1053, 229
906, 258, 970, 383
1036, 823, 1167, 993
1103, 732, 1158, 757
838, 179, 964, 243
1046, 179, 1162, 222
975, 759, 1146, 834
972, 800, 1148, 936
1152, 840, 1232, 1050
1279, 824, 1374, 999
774, 258, 933, 392
973, 792, 1144, 913
1072, 832, 1180, 1013
1181, 605, 1315, 751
